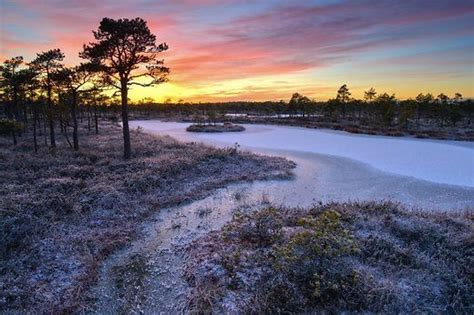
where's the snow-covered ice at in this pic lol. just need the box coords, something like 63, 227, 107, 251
130, 120, 473, 211
132, 121, 473, 188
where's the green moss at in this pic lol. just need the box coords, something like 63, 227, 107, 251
269, 209, 359, 309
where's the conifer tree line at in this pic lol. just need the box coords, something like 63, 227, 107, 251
283, 86, 472, 129
0, 17, 169, 159
127, 86, 472, 132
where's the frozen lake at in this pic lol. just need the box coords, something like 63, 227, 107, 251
130, 120, 474, 211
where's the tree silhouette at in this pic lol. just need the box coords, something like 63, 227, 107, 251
336, 84, 351, 103
437, 93, 449, 104
83, 87, 105, 134
22, 68, 40, 152
415, 93, 434, 127
336, 84, 351, 118
375, 93, 396, 125
81, 17, 169, 159
288, 92, 311, 117
364, 88, 377, 103
0, 119, 22, 145
1, 57, 37, 146
0, 57, 35, 121
0, 57, 23, 122
453, 93, 463, 103
30, 49, 65, 148
51, 63, 98, 150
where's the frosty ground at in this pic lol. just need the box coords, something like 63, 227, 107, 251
0, 122, 294, 312
90, 121, 472, 314
1, 120, 472, 314
184, 202, 473, 314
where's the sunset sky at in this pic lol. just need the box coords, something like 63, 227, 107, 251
1, 0, 473, 102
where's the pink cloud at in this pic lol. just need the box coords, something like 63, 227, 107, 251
1, 0, 472, 100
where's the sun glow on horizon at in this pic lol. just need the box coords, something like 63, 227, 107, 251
1, 0, 473, 102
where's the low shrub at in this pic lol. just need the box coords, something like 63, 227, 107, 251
184, 202, 474, 314
223, 207, 283, 246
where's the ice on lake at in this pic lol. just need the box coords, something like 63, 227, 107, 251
130, 120, 474, 211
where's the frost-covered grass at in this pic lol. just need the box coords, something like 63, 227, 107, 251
0, 122, 294, 313
184, 202, 473, 314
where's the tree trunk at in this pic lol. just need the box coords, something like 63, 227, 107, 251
60, 114, 64, 134
33, 106, 38, 153
396, 103, 401, 127
47, 86, 56, 148
121, 81, 131, 159
416, 104, 420, 128
13, 88, 19, 121
64, 124, 72, 149
87, 107, 91, 132
94, 106, 99, 134
23, 102, 28, 131
13, 89, 23, 138
11, 130, 17, 145
43, 114, 47, 145
38, 113, 42, 136
71, 90, 79, 151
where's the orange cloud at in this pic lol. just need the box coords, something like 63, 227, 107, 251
1, 0, 473, 101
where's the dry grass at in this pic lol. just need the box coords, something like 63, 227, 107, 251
184, 201, 473, 314
0, 121, 295, 313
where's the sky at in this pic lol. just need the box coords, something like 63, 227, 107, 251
1, 0, 473, 102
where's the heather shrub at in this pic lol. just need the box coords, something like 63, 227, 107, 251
224, 207, 283, 246
0, 215, 38, 259
185, 203, 474, 314
258, 210, 359, 312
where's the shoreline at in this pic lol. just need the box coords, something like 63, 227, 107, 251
90, 171, 473, 313
130, 120, 474, 209
129, 115, 474, 142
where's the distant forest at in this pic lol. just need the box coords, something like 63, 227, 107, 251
2, 73, 473, 148
121, 87, 473, 139
126, 87, 472, 129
